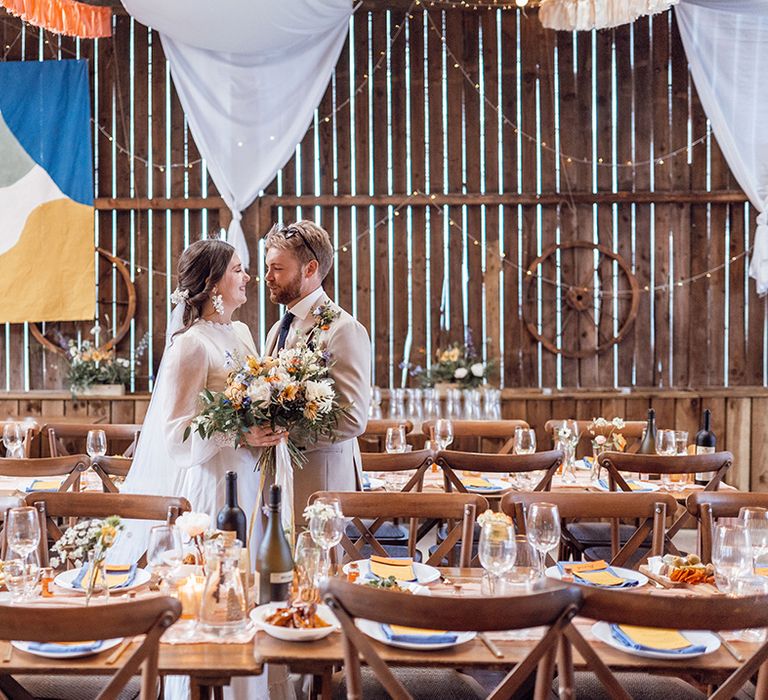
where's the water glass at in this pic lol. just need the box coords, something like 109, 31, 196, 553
656, 429, 676, 457
445, 389, 463, 419
463, 389, 482, 420
405, 388, 424, 422
732, 575, 768, 642
7, 507, 41, 561
433, 419, 454, 451
478, 521, 516, 595
514, 428, 536, 455
369, 386, 383, 419
712, 524, 753, 595
309, 498, 345, 576
2, 422, 22, 458
422, 389, 441, 420
739, 507, 768, 566
388, 388, 406, 419
4, 555, 40, 602
526, 502, 561, 576
147, 524, 183, 593
294, 531, 323, 602
86, 429, 107, 458
385, 426, 407, 454
506, 536, 540, 590
674, 430, 689, 455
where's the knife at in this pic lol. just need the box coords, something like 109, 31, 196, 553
478, 632, 503, 659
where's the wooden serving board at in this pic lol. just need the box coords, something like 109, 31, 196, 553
639, 565, 722, 596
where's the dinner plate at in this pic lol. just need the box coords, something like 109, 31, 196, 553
362, 476, 385, 491
546, 565, 648, 588
250, 603, 339, 642
591, 622, 720, 660
344, 559, 441, 585
12, 638, 122, 659
356, 618, 476, 651
595, 479, 660, 493
460, 478, 508, 493
54, 566, 151, 593
358, 579, 432, 596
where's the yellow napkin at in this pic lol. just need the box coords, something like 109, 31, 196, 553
28, 479, 63, 491
576, 570, 628, 586
53, 641, 98, 647
617, 625, 693, 651
90, 564, 133, 589
461, 476, 492, 488
370, 556, 415, 581
756, 568, 768, 577
627, 481, 649, 492
388, 624, 449, 636
566, 560, 609, 574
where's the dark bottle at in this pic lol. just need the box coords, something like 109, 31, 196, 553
637, 408, 657, 455
216, 471, 247, 546
695, 408, 717, 485
255, 485, 294, 604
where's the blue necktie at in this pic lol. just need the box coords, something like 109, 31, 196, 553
276, 311, 295, 351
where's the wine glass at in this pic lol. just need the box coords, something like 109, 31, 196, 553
513, 428, 537, 489
656, 430, 677, 490
433, 419, 454, 451
2, 422, 22, 458
294, 531, 323, 602
4, 553, 40, 603
712, 523, 753, 595
385, 426, 406, 454
478, 521, 516, 595
86, 429, 107, 459
526, 502, 561, 576
6, 506, 41, 599
739, 507, 768, 567
147, 524, 183, 594
309, 498, 345, 577
506, 536, 540, 591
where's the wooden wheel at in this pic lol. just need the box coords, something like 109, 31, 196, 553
522, 241, 639, 358
30, 247, 137, 357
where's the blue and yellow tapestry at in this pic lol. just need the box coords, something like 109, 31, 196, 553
0, 59, 94, 323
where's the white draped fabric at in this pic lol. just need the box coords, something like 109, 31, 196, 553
539, 0, 678, 31
676, 0, 768, 294
120, 0, 353, 267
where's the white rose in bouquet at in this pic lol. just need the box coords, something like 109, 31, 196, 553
305, 379, 335, 414
454, 367, 469, 379
470, 362, 485, 378
247, 377, 272, 408
176, 511, 210, 539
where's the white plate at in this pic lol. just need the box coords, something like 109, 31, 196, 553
460, 478, 508, 493
12, 638, 122, 659
357, 579, 432, 596
591, 621, 720, 660
344, 559, 441, 585
546, 565, 648, 588
595, 479, 660, 493
356, 618, 476, 651
363, 476, 385, 491
54, 567, 151, 593
250, 603, 339, 642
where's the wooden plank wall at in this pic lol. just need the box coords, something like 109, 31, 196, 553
0, 6, 765, 393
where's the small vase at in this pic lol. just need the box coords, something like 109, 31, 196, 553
85, 551, 109, 606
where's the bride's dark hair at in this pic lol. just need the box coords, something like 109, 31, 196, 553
171, 239, 235, 340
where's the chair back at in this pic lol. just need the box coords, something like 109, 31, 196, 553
0, 421, 37, 458
360, 449, 433, 492
563, 587, 768, 700
24, 491, 191, 566
360, 420, 414, 452
0, 596, 181, 700
545, 419, 646, 457
502, 491, 678, 568
436, 449, 563, 493
46, 423, 142, 458
323, 577, 581, 700
422, 419, 529, 454
0, 455, 89, 493
686, 491, 768, 563
308, 491, 486, 567
90, 456, 133, 493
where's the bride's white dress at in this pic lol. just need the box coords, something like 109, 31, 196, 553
113, 318, 295, 700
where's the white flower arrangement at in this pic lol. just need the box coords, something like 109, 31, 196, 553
176, 511, 210, 539
477, 509, 513, 527
50, 516, 123, 569
303, 501, 341, 522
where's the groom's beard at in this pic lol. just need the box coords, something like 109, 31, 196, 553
268, 273, 303, 305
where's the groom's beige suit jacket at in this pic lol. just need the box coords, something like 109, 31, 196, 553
263, 288, 371, 516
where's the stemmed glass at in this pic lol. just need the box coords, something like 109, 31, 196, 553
3, 422, 23, 458
526, 502, 561, 576
712, 523, 753, 595
294, 531, 323, 602
433, 419, 454, 451
385, 426, 407, 454
308, 498, 345, 577
554, 421, 579, 483
6, 506, 41, 600
86, 429, 107, 459
739, 507, 768, 568
656, 430, 677, 491
147, 524, 183, 594
513, 428, 537, 490
478, 521, 516, 595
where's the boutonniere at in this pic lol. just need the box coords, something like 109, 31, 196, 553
312, 302, 340, 332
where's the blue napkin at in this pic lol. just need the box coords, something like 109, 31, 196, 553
597, 478, 653, 492
72, 563, 137, 590
610, 624, 706, 654
381, 624, 458, 644
556, 561, 639, 589
362, 473, 372, 490
27, 640, 104, 654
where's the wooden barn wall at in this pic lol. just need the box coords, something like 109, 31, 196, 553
0, 6, 765, 392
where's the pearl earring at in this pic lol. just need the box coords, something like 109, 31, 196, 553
211, 287, 224, 316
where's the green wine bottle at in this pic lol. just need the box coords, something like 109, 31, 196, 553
255, 485, 294, 604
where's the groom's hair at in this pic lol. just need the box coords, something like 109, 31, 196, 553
264, 220, 333, 279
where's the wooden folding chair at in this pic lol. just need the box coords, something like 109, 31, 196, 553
687, 491, 768, 563
502, 491, 678, 568
24, 491, 191, 567
562, 586, 768, 700
436, 449, 563, 493
308, 491, 487, 567
0, 454, 89, 494
599, 451, 733, 551
323, 577, 581, 700
90, 455, 132, 492
46, 422, 142, 458
359, 419, 414, 453
544, 419, 646, 457
422, 419, 530, 454
361, 449, 434, 493
0, 596, 181, 700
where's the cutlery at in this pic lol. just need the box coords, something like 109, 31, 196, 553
2, 643, 12, 663
714, 633, 744, 662
478, 632, 504, 659
105, 638, 134, 665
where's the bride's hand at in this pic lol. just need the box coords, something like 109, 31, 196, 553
243, 425, 286, 447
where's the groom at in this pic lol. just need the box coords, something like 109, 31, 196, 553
262, 220, 371, 512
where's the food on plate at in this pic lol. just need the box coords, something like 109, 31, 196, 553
364, 575, 413, 593
659, 553, 715, 585
263, 602, 331, 629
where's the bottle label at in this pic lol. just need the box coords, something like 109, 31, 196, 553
270, 571, 294, 584
695, 446, 716, 481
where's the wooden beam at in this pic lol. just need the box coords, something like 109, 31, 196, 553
94, 197, 226, 211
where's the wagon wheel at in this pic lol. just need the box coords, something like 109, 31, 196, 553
30, 247, 137, 357
522, 241, 639, 358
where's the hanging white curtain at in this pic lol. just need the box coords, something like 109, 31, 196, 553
676, 0, 768, 294
120, 0, 353, 267
539, 0, 678, 31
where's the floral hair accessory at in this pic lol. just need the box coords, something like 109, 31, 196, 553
170, 287, 190, 306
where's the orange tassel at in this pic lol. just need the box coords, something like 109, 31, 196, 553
1, 0, 111, 39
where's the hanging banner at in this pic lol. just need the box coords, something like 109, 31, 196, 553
0, 59, 95, 323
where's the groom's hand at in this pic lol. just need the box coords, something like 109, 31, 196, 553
243, 425, 286, 447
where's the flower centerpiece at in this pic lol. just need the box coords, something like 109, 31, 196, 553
477, 509, 514, 535
587, 417, 627, 454
67, 340, 130, 395
403, 329, 493, 389
175, 511, 218, 570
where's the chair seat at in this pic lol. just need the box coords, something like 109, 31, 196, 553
345, 519, 409, 545
581, 546, 650, 568
356, 544, 423, 562
7, 675, 141, 700
570, 671, 707, 699
565, 522, 654, 548
333, 667, 484, 700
